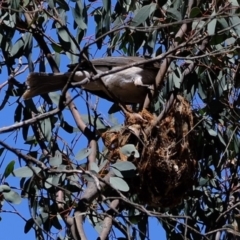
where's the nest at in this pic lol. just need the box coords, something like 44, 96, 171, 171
102, 95, 196, 208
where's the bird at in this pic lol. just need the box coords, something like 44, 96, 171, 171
22, 56, 160, 104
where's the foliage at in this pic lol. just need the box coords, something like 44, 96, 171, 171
0, 0, 240, 240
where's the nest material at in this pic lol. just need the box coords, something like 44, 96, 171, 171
102, 95, 196, 208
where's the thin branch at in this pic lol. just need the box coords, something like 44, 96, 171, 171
99, 199, 119, 240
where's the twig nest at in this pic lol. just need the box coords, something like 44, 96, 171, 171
102, 95, 196, 207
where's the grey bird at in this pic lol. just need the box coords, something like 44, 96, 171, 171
22, 57, 159, 104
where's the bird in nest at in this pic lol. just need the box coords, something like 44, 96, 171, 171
22, 56, 160, 104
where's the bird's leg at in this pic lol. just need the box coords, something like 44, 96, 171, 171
70, 77, 91, 87
118, 103, 133, 115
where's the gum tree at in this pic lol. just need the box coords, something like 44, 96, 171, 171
0, 0, 240, 240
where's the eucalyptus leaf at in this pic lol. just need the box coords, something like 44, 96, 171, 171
0, 185, 11, 193
208, 129, 217, 137
13, 166, 41, 178
51, 43, 63, 53
89, 162, 99, 173
10, 37, 24, 57
51, 174, 60, 186
14, 104, 22, 123
49, 150, 62, 167
40, 118, 52, 142
167, 8, 182, 21
208, 19, 217, 36
112, 161, 136, 171
110, 177, 129, 192
190, 7, 201, 18
75, 147, 92, 160
120, 144, 139, 158
55, 0, 69, 10
72, 5, 87, 30
61, 121, 80, 133
3, 160, 15, 179
3, 190, 21, 204
98, 160, 109, 172
173, 72, 181, 89
0, 148, 4, 157
45, 177, 53, 189
131, 3, 156, 27
112, 168, 123, 178
57, 27, 70, 42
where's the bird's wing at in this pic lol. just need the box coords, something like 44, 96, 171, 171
67, 56, 160, 72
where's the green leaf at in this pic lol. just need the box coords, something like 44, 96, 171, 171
13, 166, 41, 178
39, 56, 45, 72
3, 190, 21, 204
72, 4, 87, 30
112, 168, 123, 177
208, 129, 217, 137
22, 0, 30, 7
24, 218, 34, 233
48, 92, 61, 106
190, 7, 201, 18
225, 37, 236, 46
45, 176, 53, 189
3, 14, 16, 28
49, 150, 62, 167
199, 177, 209, 186
10, 37, 24, 58
207, 18, 217, 36
217, 18, 229, 33
14, 104, 22, 123
54, 52, 61, 68
11, 0, 20, 9
47, 0, 55, 8
167, 8, 182, 21
81, 115, 107, 130
51, 43, 63, 53
55, 0, 69, 11
23, 32, 33, 54
57, 27, 70, 42
131, 3, 156, 27
112, 161, 136, 171
0, 148, 4, 157
120, 144, 139, 158
110, 177, 129, 192
89, 162, 99, 173
75, 147, 92, 160
40, 118, 52, 142
218, 132, 227, 146
0, 185, 11, 193
173, 72, 181, 89
24, 136, 36, 145
102, 0, 110, 12
3, 160, 15, 179
61, 121, 80, 133
192, 20, 205, 30
230, 16, 240, 36
24, 213, 49, 233
98, 160, 108, 172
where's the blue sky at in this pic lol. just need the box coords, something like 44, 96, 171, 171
0, 1, 166, 239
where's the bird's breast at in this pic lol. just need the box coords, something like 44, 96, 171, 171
76, 66, 157, 103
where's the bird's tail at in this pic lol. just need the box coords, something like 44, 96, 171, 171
22, 72, 70, 99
